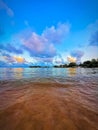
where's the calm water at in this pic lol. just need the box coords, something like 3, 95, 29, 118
0, 67, 98, 82
0, 68, 98, 130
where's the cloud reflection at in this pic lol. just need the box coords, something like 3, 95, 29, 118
13, 68, 24, 79
68, 68, 76, 76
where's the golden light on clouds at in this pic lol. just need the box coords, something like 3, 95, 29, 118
14, 56, 25, 63
67, 56, 76, 63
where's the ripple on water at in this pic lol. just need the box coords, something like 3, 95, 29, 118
0, 68, 98, 130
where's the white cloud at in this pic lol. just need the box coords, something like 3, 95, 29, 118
22, 32, 57, 58
21, 23, 70, 61
42, 22, 70, 44
67, 55, 76, 63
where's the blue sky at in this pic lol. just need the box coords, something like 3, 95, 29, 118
0, 0, 98, 66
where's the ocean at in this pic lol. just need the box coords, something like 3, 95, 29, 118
0, 68, 98, 130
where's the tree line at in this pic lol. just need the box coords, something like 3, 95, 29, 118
54, 59, 98, 68
29, 59, 98, 68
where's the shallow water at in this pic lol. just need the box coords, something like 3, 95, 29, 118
0, 67, 98, 83
0, 68, 98, 130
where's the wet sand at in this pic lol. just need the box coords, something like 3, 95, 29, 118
0, 81, 98, 130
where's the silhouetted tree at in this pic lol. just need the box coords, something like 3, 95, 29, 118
62, 64, 68, 67
68, 62, 77, 67
81, 59, 98, 68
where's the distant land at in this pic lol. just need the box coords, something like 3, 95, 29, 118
0, 59, 98, 68
29, 59, 98, 68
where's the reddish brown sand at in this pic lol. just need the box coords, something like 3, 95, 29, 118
0, 81, 98, 130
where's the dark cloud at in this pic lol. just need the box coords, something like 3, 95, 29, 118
1, 53, 15, 63
89, 31, 98, 46
0, 61, 29, 67
0, 43, 23, 54
0, 60, 7, 67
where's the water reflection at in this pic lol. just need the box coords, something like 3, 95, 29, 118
68, 68, 76, 76
13, 68, 24, 79
0, 68, 13, 80
0, 68, 98, 81
51, 68, 67, 77
0, 68, 98, 130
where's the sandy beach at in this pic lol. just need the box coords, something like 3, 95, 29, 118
0, 81, 98, 130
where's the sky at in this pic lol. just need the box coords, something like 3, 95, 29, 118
0, 0, 98, 67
